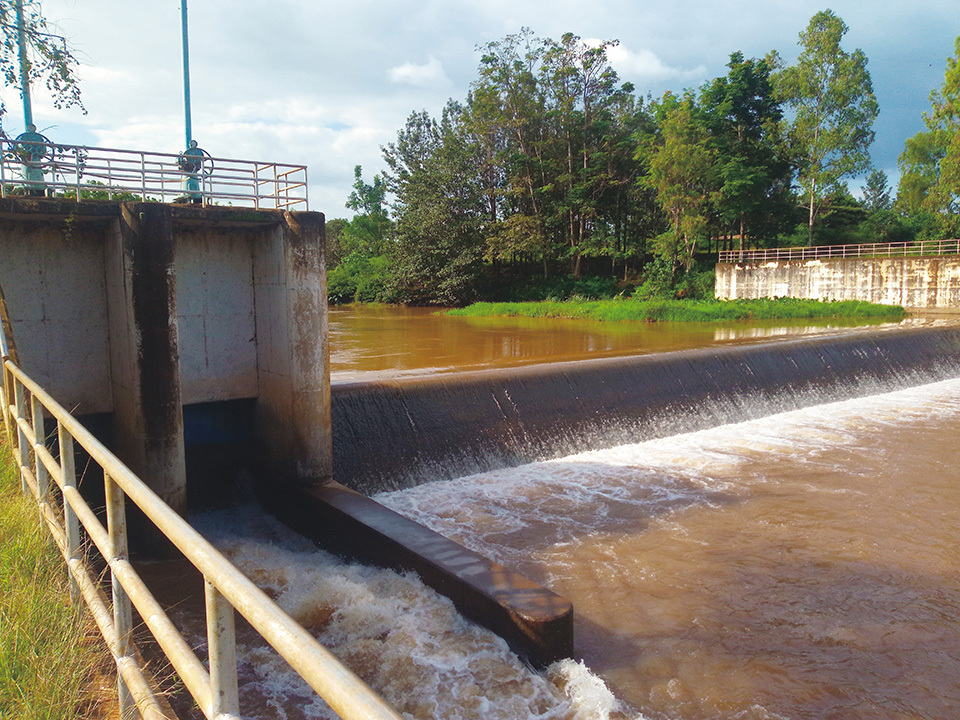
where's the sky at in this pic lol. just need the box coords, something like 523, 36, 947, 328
3, 0, 957, 218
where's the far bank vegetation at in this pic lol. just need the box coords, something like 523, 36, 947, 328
326, 17, 960, 307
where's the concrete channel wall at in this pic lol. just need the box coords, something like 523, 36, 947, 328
715, 255, 960, 308
0, 197, 573, 668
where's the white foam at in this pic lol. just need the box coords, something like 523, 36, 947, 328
189, 376, 960, 719
192, 506, 637, 719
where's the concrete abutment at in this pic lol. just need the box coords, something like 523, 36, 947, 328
0, 198, 332, 520
0, 196, 573, 667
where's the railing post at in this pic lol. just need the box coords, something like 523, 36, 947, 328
75, 151, 82, 202
105, 470, 137, 719
58, 422, 80, 600
13, 379, 29, 495
205, 579, 240, 718
31, 394, 48, 502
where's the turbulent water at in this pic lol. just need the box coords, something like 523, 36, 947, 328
189, 375, 960, 719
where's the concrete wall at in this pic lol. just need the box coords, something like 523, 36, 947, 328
716, 255, 960, 308
0, 198, 331, 525
1, 205, 114, 413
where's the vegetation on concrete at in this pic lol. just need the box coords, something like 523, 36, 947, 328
447, 297, 907, 323
0, 438, 114, 720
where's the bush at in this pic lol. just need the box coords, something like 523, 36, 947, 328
327, 252, 393, 304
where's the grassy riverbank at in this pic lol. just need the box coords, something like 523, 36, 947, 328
0, 437, 114, 719
447, 298, 907, 323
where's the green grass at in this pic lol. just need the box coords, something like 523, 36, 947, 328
0, 435, 114, 720
447, 297, 907, 323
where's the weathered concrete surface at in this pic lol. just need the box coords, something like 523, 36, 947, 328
107, 203, 188, 518
0, 198, 331, 526
265, 481, 574, 668
715, 256, 960, 308
0, 201, 116, 413
253, 212, 333, 485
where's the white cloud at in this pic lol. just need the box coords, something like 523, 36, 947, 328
597, 41, 707, 82
387, 56, 451, 88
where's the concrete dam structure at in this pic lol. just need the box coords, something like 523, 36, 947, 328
331, 325, 960, 494
7, 195, 960, 683
0, 197, 570, 667
715, 243, 960, 309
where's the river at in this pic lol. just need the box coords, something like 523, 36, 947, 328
189, 307, 958, 719
327, 305, 907, 381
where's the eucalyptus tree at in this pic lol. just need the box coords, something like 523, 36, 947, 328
0, 0, 84, 125
384, 102, 487, 304
640, 92, 718, 279
773, 10, 879, 245
897, 35, 960, 236
700, 52, 793, 250
469, 28, 552, 273
539, 33, 637, 277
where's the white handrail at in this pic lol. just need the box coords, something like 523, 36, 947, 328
719, 240, 960, 264
0, 355, 402, 720
0, 138, 308, 210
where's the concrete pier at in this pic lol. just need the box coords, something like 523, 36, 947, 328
0, 197, 332, 533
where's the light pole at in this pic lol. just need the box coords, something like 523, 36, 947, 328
181, 0, 192, 148
14, 0, 33, 130
13, 0, 48, 194
177, 0, 210, 203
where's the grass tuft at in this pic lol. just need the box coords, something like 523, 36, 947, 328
447, 297, 907, 323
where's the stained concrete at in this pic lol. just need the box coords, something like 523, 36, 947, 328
716, 255, 960, 308
0, 198, 331, 521
266, 481, 573, 668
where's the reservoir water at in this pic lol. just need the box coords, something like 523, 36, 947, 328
327, 305, 905, 381
189, 309, 959, 719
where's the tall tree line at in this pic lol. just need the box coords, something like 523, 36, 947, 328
332, 14, 958, 305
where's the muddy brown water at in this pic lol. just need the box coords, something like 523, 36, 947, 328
327, 305, 907, 381
378, 380, 960, 719
170, 307, 960, 719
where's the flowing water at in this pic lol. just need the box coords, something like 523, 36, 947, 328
376, 378, 960, 720
184, 309, 960, 719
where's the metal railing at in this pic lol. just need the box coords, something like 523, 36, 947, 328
0, 137, 308, 210
718, 239, 960, 264
0, 355, 401, 719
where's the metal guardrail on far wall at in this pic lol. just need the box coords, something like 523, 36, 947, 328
0, 137, 308, 210
718, 239, 960, 264
0, 355, 401, 718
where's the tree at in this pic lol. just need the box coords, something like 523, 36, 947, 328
540, 33, 631, 277
897, 35, 960, 236
385, 102, 487, 304
773, 10, 879, 245
0, 0, 84, 124
700, 52, 793, 250
861, 168, 891, 213
340, 165, 392, 258
640, 93, 718, 279
469, 29, 553, 276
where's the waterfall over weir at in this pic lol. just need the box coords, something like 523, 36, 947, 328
331, 324, 960, 494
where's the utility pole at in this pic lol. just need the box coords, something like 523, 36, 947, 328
177, 0, 209, 202
14, 0, 33, 130
181, 0, 192, 148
